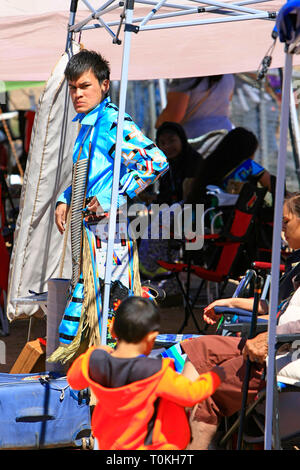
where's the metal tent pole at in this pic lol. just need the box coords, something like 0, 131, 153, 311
101, 0, 135, 345
158, 78, 167, 110
279, 68, 300, 188
56, 0, 78, 280
66, 0, 79, 50
148, 80, 156, 141
259, 77, 268, 168
264, 50, 293, 450
289, 80, 300, 188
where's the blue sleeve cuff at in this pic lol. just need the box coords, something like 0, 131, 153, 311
57, 185, 72, 206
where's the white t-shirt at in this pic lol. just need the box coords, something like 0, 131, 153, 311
273, 287, 300, 384
168, 75, 235, 138
278, 286, 300, 326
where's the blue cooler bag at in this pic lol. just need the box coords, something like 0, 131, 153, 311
0, 372, 92, 449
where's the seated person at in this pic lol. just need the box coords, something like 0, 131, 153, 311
67, 296, 224, 450
180, 191, 300, 449
140, 121, 203, 206
138, 122, 203, 285
186, 127, 273, 206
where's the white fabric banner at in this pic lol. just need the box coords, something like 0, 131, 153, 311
1, 1, 300, 81
7, 43, 81, 319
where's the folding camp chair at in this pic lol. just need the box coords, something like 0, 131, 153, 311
151, 267, 269, 373
212, 264, 300, 450
212, 266, 270, 337
218, 331, 300, 450
157, 183, 267, 333
213, 261, 287, 337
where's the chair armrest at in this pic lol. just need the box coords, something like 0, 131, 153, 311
204, 234, 221, 240
224, 323, 268, 335
213, 306, 254, 318
252, 261, 285, 272
213, 306, 268, 337
276, 333, 300, 344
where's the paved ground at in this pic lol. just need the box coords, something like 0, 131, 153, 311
0, 302, 199, 373
0, 280, 237, 374
0, 298, 204, 372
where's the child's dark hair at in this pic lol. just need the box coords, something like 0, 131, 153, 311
65, 49, 110, 84
113, 297, 160, 343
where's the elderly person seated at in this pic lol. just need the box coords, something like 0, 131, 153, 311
181, 191, 300, 449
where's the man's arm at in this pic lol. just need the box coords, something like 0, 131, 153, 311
155, 91, 189, 128
106, 120, 169, 202
243, 332, 268, 364
243, 317, 300, 364
55, 185, 72, 233
276, 319, 300, 335
57, 185, 72, 206
55, 202, 70, 234
203, 297, 268, 325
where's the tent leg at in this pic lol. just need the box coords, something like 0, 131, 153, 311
264, 50, 293, 450
279, 68, 300, 188
289, 81, 300, 187
158, 79, 167, 110
66, 0, 78, 51
148, 80, 156, 141
259, 77, 268, 167
101, 0, 134, 345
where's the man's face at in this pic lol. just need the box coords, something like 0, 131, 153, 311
68, 69, 110, 114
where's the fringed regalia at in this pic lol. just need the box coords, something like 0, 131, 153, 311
48, 97, 168, 364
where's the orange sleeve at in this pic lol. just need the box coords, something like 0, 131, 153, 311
67, 354, 90, 390
156, 367, 221, 407
155, 91, 189, 128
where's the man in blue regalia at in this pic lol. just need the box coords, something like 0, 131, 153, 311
50, 49, 168, 362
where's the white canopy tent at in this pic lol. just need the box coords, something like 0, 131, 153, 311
1, 0, 300, 81
2, 0, 300, 450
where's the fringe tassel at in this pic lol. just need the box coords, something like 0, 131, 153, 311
47, 305, 87, 364
47, 230, 99, 364
132, 239, 142, 296
82, 229, 101, 348
48, 235, 142, 364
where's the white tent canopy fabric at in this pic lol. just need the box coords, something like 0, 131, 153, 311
2, 0, 300, 451
1, 0, 300, 82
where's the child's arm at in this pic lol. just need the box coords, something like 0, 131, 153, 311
156, 366, 224, 407
67, 354, 89, 391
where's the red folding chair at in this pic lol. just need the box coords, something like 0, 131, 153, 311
158, 183, 268, 333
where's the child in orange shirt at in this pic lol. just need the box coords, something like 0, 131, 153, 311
67, 296, 224, 450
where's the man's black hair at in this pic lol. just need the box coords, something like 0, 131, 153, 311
65, 49, 110, 84
113, 296, 160, 343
